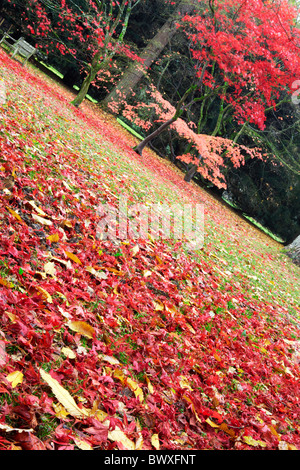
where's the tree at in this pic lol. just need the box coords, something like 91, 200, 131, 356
70, 0, 144, 107
133, 0, 300, 174
8, 0, 145, 107
286, 234, 300, 266
101, 0, 199, 112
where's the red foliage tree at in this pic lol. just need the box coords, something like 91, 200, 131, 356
133, 0, 300, 185
17, 0, 148, 106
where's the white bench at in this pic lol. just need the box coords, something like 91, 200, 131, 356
0, 33, 36, 65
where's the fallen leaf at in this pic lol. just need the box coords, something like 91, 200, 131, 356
151, 433, 160, 450
143, 270, 152, 278
68, 321, 95, 339
0, 277, 14, 288
278, 441, 298, 450
73, 437, 93, 450
126, 377, 144, 403
213, 351, 222, 362
243, 435, 267, 448
13, 431, 47, 450
47, 233, 60, 243
53, 402, 70, 419
36, 286, 53, 303
131, 244, 139, 257
86, 266, 108, 280
146, 376, 154, 394
179, 376, 193, 391
219, 422, 236, 438
39, 368, 89, 419
0, 423, 33, 433
99, 354, 120, 365
44, 262, 57, 277
65, 251, 82, 265
7, 206, 23, 223
108, 429, 135, 450
27, 200, 47, 217
32, 213, 53, 226
206, 418, 219, 428
6, 371, 24, 388
153, 299, 164, 311
113, 369, 144, 402
61, 347, 76, 359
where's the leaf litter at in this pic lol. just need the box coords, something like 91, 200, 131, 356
0, 49, 299, 450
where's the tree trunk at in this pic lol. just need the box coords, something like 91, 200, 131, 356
134, 116, 177, 155
286, 235, 300, 266
133, 82, 197, 155
71, 51, 102, 107
101, 0, 199, 112
184, 163, 199, 182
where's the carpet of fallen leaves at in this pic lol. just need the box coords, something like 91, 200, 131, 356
0, 49, 300, 450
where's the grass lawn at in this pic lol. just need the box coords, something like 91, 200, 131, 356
0, 48, 299, 451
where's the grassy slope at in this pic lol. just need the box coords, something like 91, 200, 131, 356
0, 49, 300, 450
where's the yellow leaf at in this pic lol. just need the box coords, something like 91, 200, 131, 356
126, 377, 144, 403
269, 425, 280, 440
219, 422, 235, 438
53, 402, 70, 419
108, 429, 135, 450
7, 312, 17, 323
213, 351, 222, 362
179, 376, 193, 391
186, 322, 196, 334
32, 213, 53, 226
0, 423, 33, 434
27, 200, 47, 217
243, 435, 267, 448
47, 233, 60, 243
61, 347, 76, 359
146, 376, 154, 394
153, 299, 164, 311
206, 418, 219, 429
112, 368, 125, 382
113, 370, 144, 402
99, 354, 120, 365
94, 409, 109, 422
86, 266, 108, 280
44, 262, 57, 277
105, 267, 124, 275
6, 371, 23, 388
39, 368, 89, 419
65, 251, 82, 265
60, 219, 73, 229
36, 286, 53, 303
143, 270, 152, 278
151, 433, 160, 450
135, 420, 144, 450
73, 437, 93, 450
7, 207, 23, 223
0, 277, 14, 288
131, 244, 139, 257
68, 321, 95, 339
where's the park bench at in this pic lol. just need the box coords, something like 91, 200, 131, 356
0, 33, 36, 65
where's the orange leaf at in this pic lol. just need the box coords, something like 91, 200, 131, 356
65, 251, 82, 265
6, 207, 23, 223
0, 278, 14, 288
68, 321, 95, 339
47, 233, 60, 243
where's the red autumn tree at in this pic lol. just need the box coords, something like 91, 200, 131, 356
17, 0, 148, 106
133, 0, 300, 180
